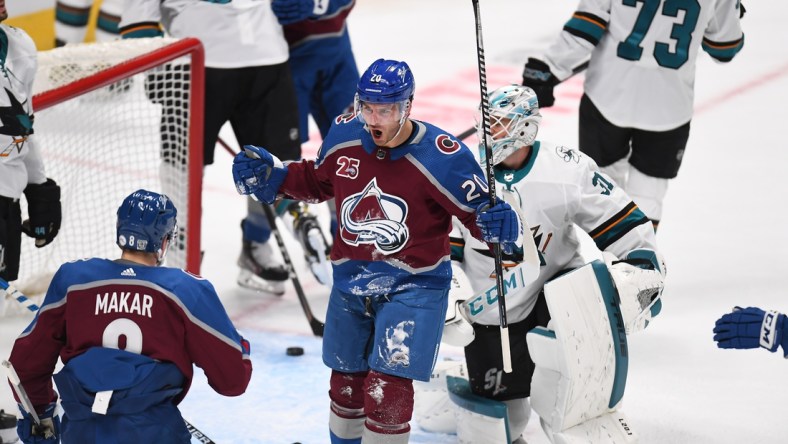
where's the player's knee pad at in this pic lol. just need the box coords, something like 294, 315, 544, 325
364, 371, 414, 433
331, 370, 367, 410
330, 371, 367, 442
625, 167, 668, 222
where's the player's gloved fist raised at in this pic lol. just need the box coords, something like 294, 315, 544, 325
17, 402, 59, 444
21, 178, 61, 248
714, 307, 788, 356
271, 0, 319, 25
232, 145, 288, 204
522, 58, 559, 108
476, 201, 522, 254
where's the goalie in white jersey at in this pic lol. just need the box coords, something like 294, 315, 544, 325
436, 85, 667, 443
522, 0, 744, 230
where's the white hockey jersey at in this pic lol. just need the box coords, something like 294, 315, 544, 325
0, 24, 47, 199
451, 141, 658, 325
120, 0, 288, 69
541, 0, 744, 131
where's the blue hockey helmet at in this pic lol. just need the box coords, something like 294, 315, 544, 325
478, 84, 542, 165
116, 189, 177, 255
356, 59, 415, 104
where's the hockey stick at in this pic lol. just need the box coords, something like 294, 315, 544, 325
455, 59, 590, 141
185, 419, 216, 444
2, 360, 55, 439
471, 0, 513, 373
217, 138, 325, 337
0, 277, 40, 313
260, 201, 325, 337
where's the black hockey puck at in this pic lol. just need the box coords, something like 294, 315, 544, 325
286, 346, 304, 356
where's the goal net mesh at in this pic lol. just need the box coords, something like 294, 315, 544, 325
16, 37, 203, 296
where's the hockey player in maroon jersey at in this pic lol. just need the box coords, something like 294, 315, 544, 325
8, 189, 251, 444
232, 59, 523, 443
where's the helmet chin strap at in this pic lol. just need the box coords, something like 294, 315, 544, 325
156, 236, 172, 266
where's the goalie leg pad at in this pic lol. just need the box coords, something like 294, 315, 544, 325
446, 375, 511, 444
527, 261, 629, 434
541, 410, 638, 444
412, 360, 467, 434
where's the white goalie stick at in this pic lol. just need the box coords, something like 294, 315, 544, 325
0, 277, 40, 313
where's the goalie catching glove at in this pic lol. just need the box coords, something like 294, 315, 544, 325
22, 179, 61, 248
605, 249, 666, 334
714, 307, 788, 357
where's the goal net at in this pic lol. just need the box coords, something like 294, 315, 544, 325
17, 37, 204, 296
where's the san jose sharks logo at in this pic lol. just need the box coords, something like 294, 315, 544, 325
556, 145, 580, 163
340, 178, 409, 255
0, 87, 33, 157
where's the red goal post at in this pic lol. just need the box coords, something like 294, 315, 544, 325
18, 37, 204, 295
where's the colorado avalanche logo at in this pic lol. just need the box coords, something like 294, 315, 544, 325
435, 134, 461, 155
335, 112, 357, 125
340, 178, 409, 255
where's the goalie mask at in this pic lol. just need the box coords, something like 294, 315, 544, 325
355, 58, 415, 132
477, 85, 542, 165
116, 189, 177, 262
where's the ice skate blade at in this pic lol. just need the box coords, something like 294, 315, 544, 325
237, 269, 286, 296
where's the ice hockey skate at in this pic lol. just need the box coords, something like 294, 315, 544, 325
287, 203, 332, 286
237, 239, 289, 295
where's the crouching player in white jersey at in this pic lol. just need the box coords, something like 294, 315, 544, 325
7, 189, 252, 444
418, 85, 667, 443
